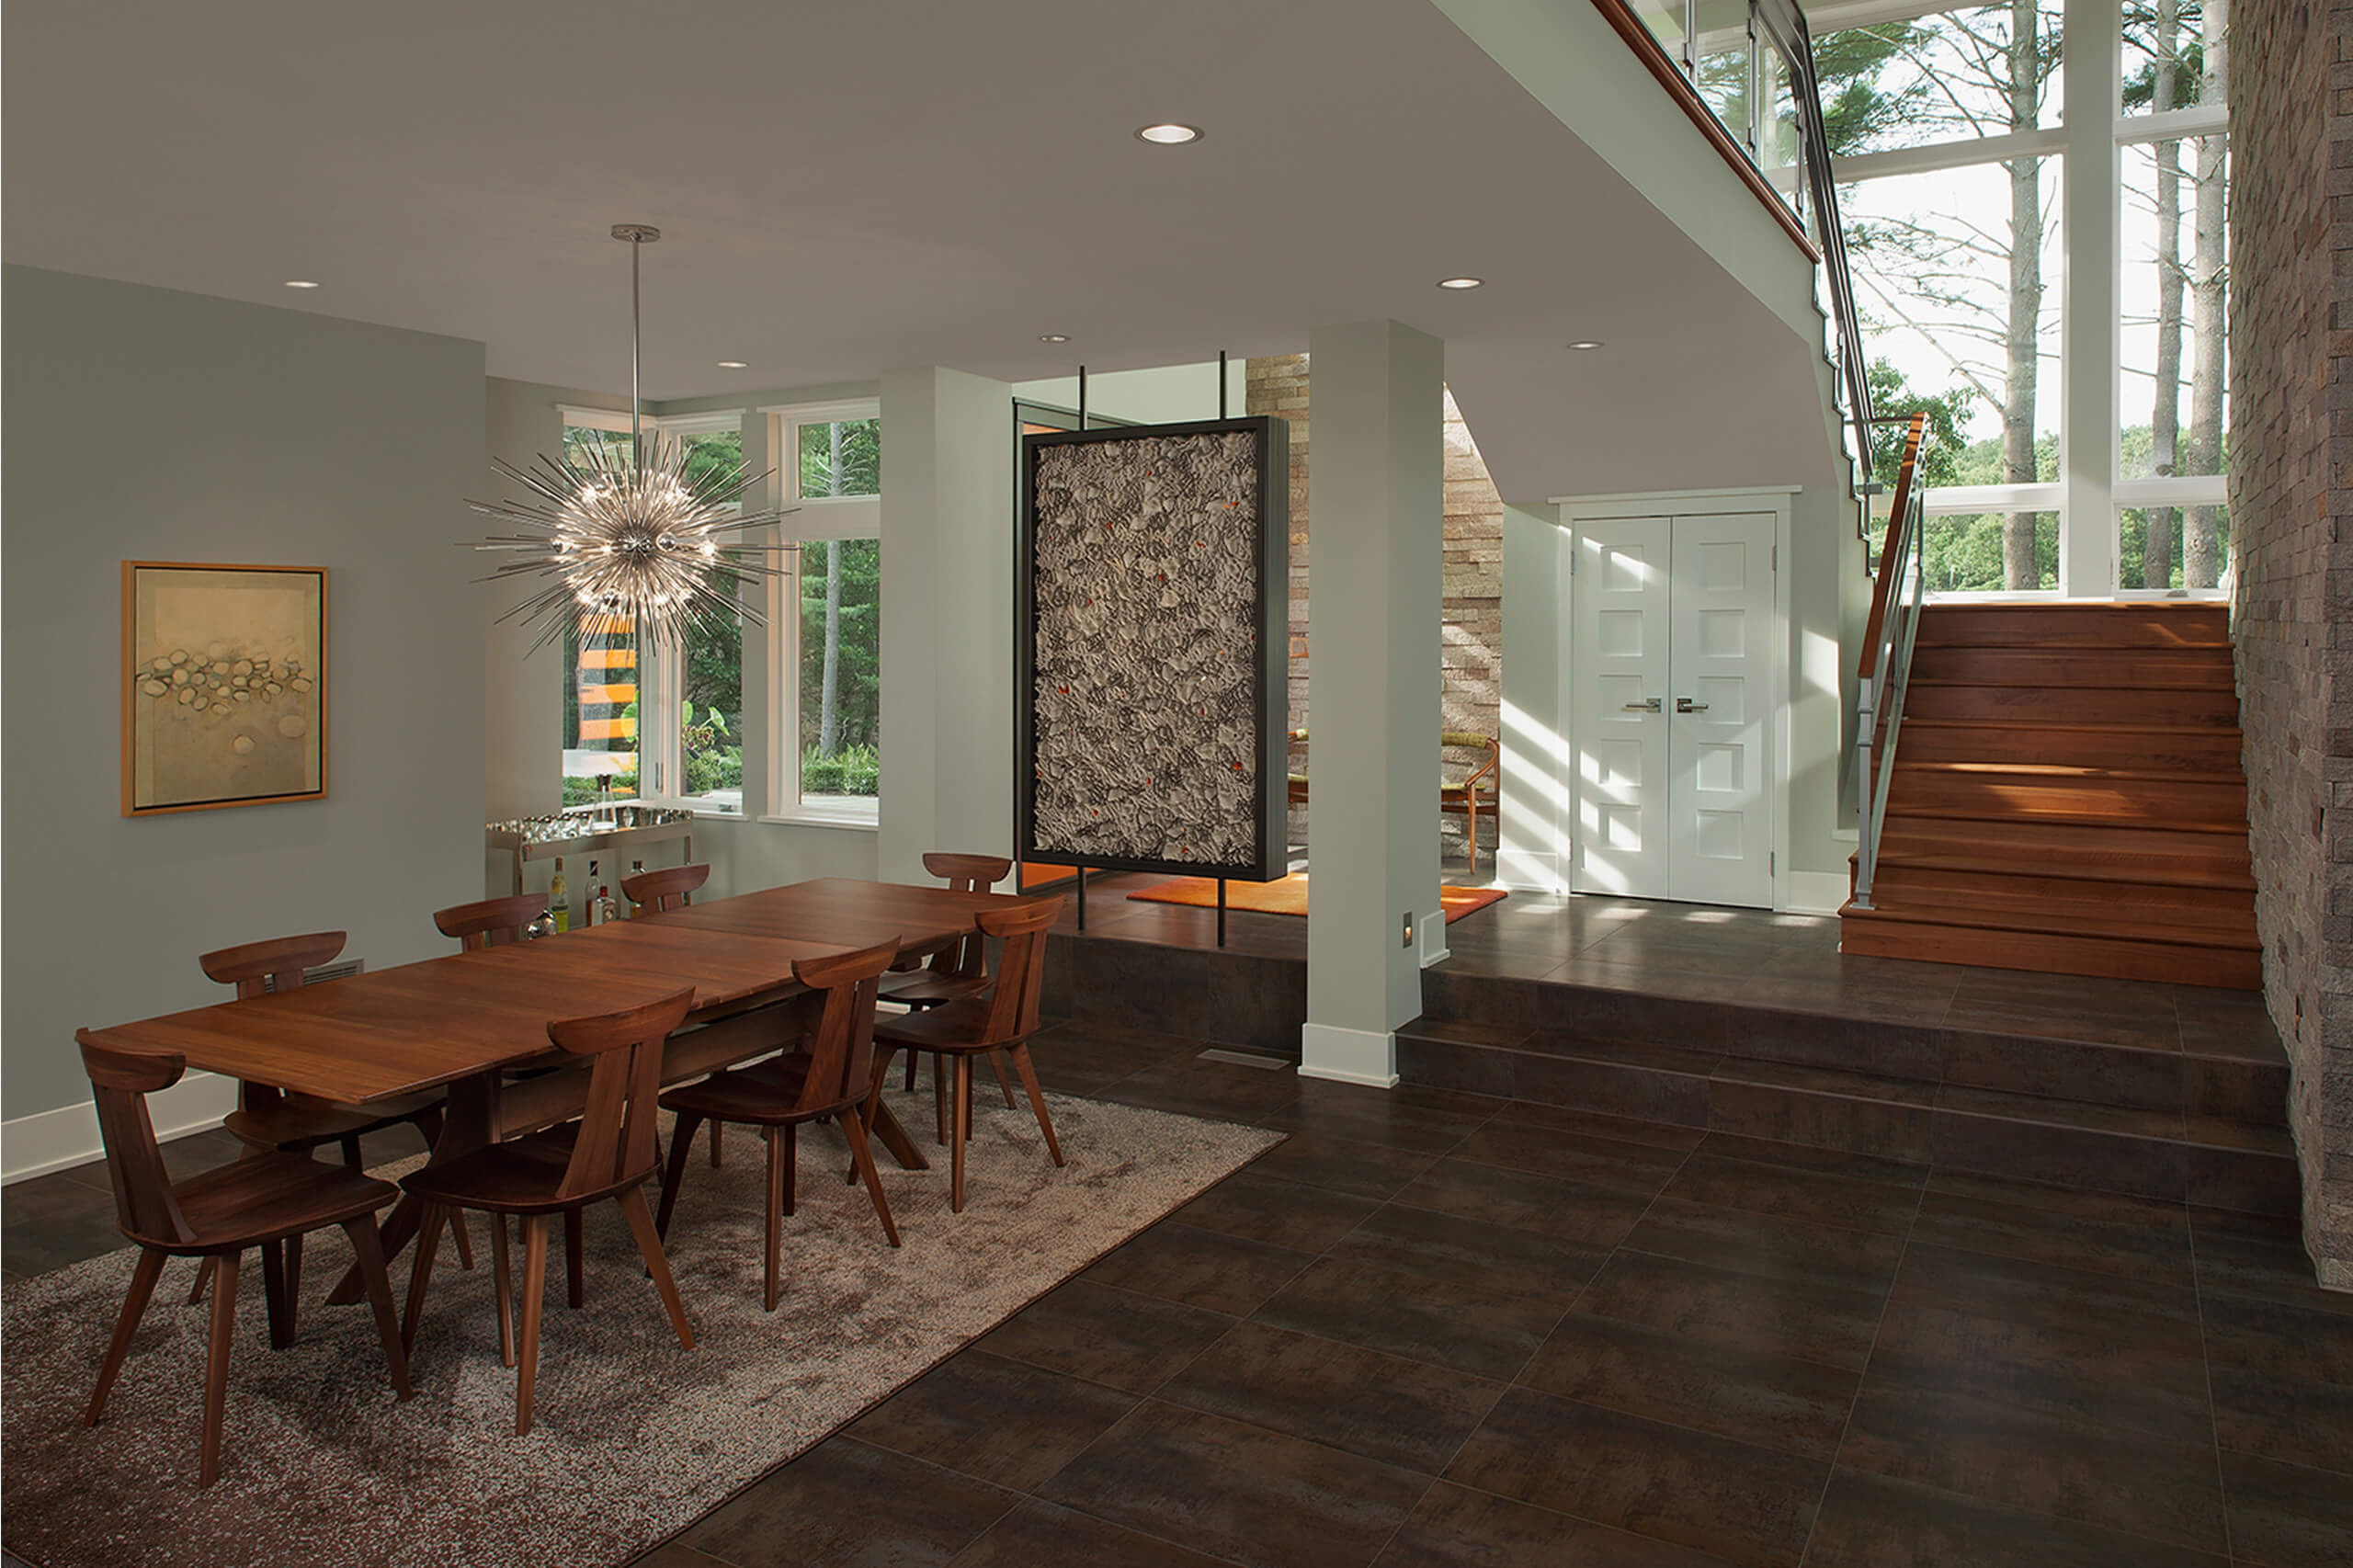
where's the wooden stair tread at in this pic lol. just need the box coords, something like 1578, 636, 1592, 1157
1886, 804, 2248, 835
1850, 871, 2256, 933
1892, 760, 2245, 785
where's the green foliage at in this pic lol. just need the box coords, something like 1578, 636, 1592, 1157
799, 744, 879, 798
1866, 359, 1971, 490
798, 419, 881, 498
799, 538, 881, 756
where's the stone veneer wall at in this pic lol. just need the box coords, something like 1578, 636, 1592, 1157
1246, 354, 1506, 857
2231, 0, 2353, 1284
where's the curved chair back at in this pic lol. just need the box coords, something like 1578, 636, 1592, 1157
75, 1034, 195, 1246
199, 931, 347, 1000
975, 897, 1062, 1044
790, 938, 901, 1115
921, 852, 1012, 894
544, 986, 696, 1200
434, 892, 548, 950
621, 862, 710, 915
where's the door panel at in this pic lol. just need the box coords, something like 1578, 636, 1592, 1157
1571, 517, 1671, 898
1667, 512, 1775, 907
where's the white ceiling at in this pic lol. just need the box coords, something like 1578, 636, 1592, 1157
3, 0, 1830, 503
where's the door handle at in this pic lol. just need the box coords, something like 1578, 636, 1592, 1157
1677, 697, 1709, 713
1623, 697, 1663, 712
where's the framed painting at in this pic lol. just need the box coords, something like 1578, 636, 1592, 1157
121, 562, 326, 816
1017, 416, 1289, 881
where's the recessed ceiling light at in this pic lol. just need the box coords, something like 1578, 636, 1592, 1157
1040, 334, 1071, 344
716, 359, 748, 369
1438, 277, 1484, 290
283, 279, 321, 290
1135, 122, 1202, 145
1565, 339, 1606, 350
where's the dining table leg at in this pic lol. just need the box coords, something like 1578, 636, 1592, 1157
326, 1069, 502, 1307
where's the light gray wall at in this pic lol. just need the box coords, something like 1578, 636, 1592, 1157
1013, 361, 1248, 426
3, 265, 487, 1121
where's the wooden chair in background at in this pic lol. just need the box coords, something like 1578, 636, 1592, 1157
656, 938, 903, 1309
192, 930, 470, 1318
881, 852, 1019, 1111
1438, 731, 1501, 877
398, 986, 698, 1436
75, 1037, 410, 1487
432, 892, 549, 949
870, 898, 1064, 1212
620, 862, 710, 915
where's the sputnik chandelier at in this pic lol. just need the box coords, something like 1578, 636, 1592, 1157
470, 223, 790, 652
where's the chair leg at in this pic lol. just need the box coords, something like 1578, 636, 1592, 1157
340, 1134, 364, 1167
710, 1121, 724, 1169
199, 1249, 241, 1488
904, 1049, 917, 1093
763, 1127, 785, 1312
261, 1240, 292, 1350
86, 1247, 166, 1426
515, 1216, 549, 1437
934, 1054, 949, 1146
1007, 1043, 1065, 1167
781, 1123, 798, 1218
987, 1050, 1017, 1109
399, 1203, 447, 1358
564, 1208, 585, 1311
950, 1056, 972, 1213
617, 1187, 694, 1350
451, 1211, 476, 1272
491, 1213, 516, 1369
842, 1108, 900, 1248
284, 1233, 302, 1340
342, 1217, 412, 1401
187, 1256, 215, 1306
656, 1110, 703, 1240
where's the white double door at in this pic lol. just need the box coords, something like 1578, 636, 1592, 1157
1571, 511, 1776, 908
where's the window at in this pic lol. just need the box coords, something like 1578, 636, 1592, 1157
767, 402, 882, 823
642, 416, 750, 813
559, 408, 638, 805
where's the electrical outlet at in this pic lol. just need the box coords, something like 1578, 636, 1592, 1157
1402, 912, 1414, 949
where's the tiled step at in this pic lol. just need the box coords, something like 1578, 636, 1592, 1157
1837, 902, 2261, 990
1862, 861, 2257, 933
1874, 817, 2253, 889
1396, 1013, 2295, 1215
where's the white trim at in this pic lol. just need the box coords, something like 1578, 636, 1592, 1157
3, 1072, 237, 1185
2119, 105, 2228, 144
2113, 475, 2229, 507
652, 410, 747, 437
1298, 1024, 1399, 1088
756, 398, 881, 421
1495, 847, 1565, 894
1831, 128, 2067, 186
1549, 484, 1801, 506
1807, 0, 1965, 30
557, 403, 633, 430
1921, 483, 2064, 514
758, 805, 880, 832
1418, 909, 1449, 969
1786, 869, 1852, 915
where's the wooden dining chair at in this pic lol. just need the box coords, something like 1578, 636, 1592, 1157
880, 853, 1020, 1111
655, 938, 903, 1310
397, 986, 698, 1436
432, 892, 550, 949
869, 897, 1064, 1212
620, 861, 710, 915
192, 931, 471, 1319
75, 1035, 411, 1488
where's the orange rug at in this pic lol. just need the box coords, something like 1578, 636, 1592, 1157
1128, 873, 1507, 924
1017, 862, 1078, 889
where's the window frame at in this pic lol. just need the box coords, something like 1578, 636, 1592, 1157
760, 399, 883, 829
631, 411, 754, 817
555, 405, 643, 811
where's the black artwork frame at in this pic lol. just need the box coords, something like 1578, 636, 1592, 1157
1016, 415, 1289, 882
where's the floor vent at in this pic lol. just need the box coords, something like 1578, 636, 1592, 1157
1197, 1048, 1290, 1071
266, 958, 366, 992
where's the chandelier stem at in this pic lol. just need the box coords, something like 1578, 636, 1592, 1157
629, 233, 643, 473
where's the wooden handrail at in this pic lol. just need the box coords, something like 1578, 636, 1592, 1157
1857, 414, 1929, 680
1587, 0, 1821, 263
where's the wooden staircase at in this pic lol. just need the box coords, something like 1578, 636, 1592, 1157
1840, 602, 2261, 989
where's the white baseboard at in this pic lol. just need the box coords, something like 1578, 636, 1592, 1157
1298, 1023, 1400, 1088
2, 1070, 236, 1185
1783, 870, 1851, 916
1419, 908, 1449, 969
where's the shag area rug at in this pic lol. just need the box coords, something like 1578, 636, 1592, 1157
2, 1085, 1280, 1568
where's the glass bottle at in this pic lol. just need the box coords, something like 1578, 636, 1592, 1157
549, 857, 570, 934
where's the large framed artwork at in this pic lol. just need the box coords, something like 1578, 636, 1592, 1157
121, 562, 326, 816
1017, 416, 1289, 881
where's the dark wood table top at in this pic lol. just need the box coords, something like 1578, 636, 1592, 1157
79, 879, 1045, 1105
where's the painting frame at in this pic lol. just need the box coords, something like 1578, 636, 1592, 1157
120, 561, 328, 817
1016, 416, 1289, 882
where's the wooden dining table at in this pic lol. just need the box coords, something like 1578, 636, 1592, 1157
77, 878, 1050, 1303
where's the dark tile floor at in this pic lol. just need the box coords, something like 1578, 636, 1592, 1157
7, 1021, 2343, 1567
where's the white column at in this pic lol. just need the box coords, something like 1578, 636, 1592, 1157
1302, 321, 1445, 1086
1497, 503, 1570, 893
877, 367, 1016, 884
2062, 0, 2120, 596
